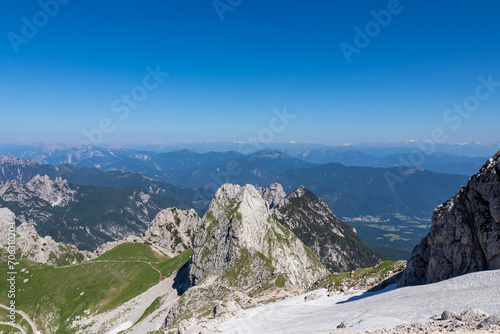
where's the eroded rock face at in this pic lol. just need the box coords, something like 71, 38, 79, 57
189, 183, 328, 290
94, 207, 203, 257
140, 208, 203, 257
400, 150, 500, 286
164, 184, 329, 331
0, 174, 174, 251
264, 184, 382, 272
25, 175, 77, 207
0, 208, 91, 266
258, 183, 287, 209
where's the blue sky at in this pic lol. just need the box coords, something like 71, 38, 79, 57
0, 0, 499, 146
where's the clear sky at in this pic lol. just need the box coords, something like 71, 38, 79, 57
0, 1, 499, 146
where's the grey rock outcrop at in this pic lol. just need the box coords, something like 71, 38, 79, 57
25, 175, 77, 207
189, 183, 328, 289
94, 207, 203, 257
0, 208, 91, 266
140, 208, 202, 257
0, 174, 177, 251
441, 311, 459, 320
400, 150, 500, 286
337, 320, 354, 329
258, 183, 287, 209
164, 184, 329, 331
264, 183, 382, 272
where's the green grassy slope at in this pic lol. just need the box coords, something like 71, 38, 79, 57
0, 243, 191, 333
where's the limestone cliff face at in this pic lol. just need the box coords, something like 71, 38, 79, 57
139, 208, 203, 257
400, 150, 500, 286
0, 174, 175, 251
25, 175, 78, 207
0, 208, 91, 266
94, 207, 203, 257
258, 183, 287, 209
0, 174, 78, 209
266, 184, 382, 272
189, 183, 328, 290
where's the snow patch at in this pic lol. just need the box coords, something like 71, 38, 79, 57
219, 269, 500, 333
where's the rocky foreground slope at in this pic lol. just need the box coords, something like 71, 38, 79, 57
400, 150, 500, 286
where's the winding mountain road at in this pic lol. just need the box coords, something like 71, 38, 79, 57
0, 303, 39, 334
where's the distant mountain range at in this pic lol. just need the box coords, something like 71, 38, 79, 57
1, 142, 497, 176
276, 162, 468, 217
0, 151, 470, 218
0, 155, 210, 210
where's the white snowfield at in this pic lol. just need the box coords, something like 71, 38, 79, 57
218, 269, 500, 334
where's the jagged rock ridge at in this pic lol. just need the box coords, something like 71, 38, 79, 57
260, 183, 382, 272
95, 207, 203, 257
139, 207, 203, 257
400, 150, 500, 286
0, 208, 92, 266
0, 174, 186, 251
189, 183, 328, 289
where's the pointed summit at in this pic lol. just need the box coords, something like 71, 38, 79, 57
269, 184, 383, 272
189, 183, 327, 289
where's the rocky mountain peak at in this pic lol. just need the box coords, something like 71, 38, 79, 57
266, 184, 383, 272
0, 208, 91, 266
94, 207, 203, 257
25, 175, 77, 207
288, 184, 308, 197
139, 207, 202, 257
213, 183, 259, 203
400, 150, 500, 286
189, 183, 328, 289
258, 182, 287, 209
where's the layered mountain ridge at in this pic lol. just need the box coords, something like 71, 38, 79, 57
261, 183, 382, 272
0, 154, 209, 209
0, 174, 190, 250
